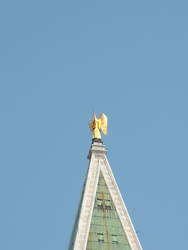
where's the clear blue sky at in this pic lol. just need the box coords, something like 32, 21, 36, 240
0, 1, 187, 249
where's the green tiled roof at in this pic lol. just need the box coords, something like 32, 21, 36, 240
86, 172, 131, 250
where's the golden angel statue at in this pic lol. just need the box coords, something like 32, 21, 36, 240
89, 112, 107, 140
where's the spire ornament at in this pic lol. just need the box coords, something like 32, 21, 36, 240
89, 113, 107, 142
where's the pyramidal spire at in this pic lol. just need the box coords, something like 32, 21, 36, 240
68, 114, 142, 250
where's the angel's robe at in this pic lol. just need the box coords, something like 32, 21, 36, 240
91, 118, 102, 139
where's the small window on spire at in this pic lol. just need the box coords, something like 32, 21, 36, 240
105, 199, 112, 210
97, 232, 104, 242
96, 198, 103, 209
112, 234, 118, 244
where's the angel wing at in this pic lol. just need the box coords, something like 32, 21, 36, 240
89, 119, 94, 132
100, 113, 107, 135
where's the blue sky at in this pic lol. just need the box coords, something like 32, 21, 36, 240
0, 1, 187, 249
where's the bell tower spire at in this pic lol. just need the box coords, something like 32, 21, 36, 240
68, 113, 142, 250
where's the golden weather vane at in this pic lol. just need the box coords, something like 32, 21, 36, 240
89, 112, 108, 140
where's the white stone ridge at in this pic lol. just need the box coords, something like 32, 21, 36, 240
100, 156, 143, 250
72, 151, 101, 250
